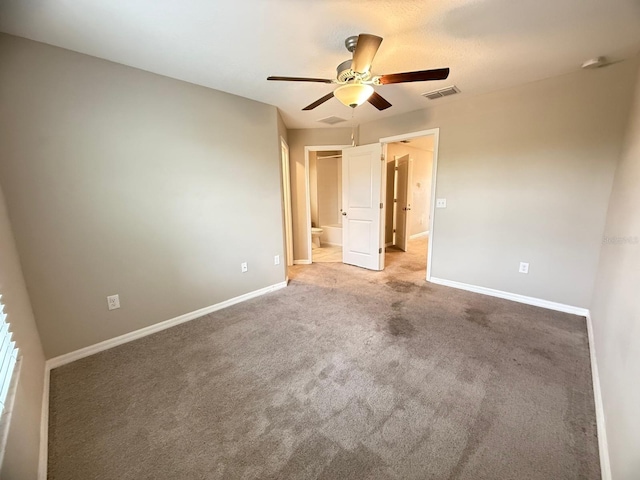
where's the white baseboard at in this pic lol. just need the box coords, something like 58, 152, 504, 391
430, 276, 609, 477
47, 281, 288, 370
586, 312, 611, 480
429, 277, 589, 316
410, 231, 429, 239
293, 259, 312, 265
38, 280, 287, 479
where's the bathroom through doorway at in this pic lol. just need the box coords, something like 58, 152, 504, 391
308, 149, 345, 263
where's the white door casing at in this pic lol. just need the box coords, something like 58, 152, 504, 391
342, 143, 383, 270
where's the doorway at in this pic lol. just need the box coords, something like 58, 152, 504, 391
304, 145, 351, 264
296, 131, 439, 279
310, 150, 343, 263
380, 129, 439, 280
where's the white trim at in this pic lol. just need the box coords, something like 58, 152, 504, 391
304, 145, 351, 265
38, 280, 288, 479
379, 128, 439, 281
280, 138, 294, 267
47, 281, 287, 369
429, 277, 589, 316
38, 362, 49, 480
410, 231, 429, 239
585, 312, 611, 480
293, 259, 312, 265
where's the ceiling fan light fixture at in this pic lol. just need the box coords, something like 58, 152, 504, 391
334, 83, 374, 108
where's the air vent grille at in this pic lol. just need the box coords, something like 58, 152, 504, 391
422, 85, 460, 100
317, 116, 347, 125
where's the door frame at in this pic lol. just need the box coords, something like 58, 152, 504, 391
280, 138, 294, 269
303, 145, 351, 264
379, 128, 440, 281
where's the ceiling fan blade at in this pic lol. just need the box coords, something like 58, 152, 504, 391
367, 91, 392, 111
378, 68, 450, 85
267, 76, 334, 83
351, 34, 383, 73
302, 92, 335, 111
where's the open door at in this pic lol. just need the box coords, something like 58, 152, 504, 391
394, 154, 413, 252
342, 143, 384, 270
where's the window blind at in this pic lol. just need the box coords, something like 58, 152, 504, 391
0, 298, 19, 414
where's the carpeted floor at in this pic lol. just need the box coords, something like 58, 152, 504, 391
47, 237, 600, 479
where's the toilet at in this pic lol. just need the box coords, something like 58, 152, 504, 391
311, 227, 323, 248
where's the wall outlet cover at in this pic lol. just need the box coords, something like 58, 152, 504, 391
107, 294, 120, 310
241, 262, 248, 273
436, 198, 447, 208
519, 262, 530, 274
274, 255, 280, 265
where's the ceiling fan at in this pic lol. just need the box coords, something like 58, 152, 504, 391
267, 34, 450, 111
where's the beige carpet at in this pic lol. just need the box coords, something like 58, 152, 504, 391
47, 237, 600, 479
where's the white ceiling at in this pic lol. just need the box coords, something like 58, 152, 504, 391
1, 0, 639, 129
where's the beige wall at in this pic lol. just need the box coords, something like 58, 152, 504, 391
0, 34, 286, 358
590, 60, 640, 480
287, 128, 352, 261
361, 59, 639, 307
0, 186, 45, 479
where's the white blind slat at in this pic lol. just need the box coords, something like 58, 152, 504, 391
0, 297, 19, 414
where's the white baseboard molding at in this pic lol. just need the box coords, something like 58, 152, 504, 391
429, 277, 589, 316
47, 281, 288, 370
293, 259, 312, 265
586, 312, 612, 480
38, 280, 288, 479
410, 231, 429, 239
429, 276, 609, 476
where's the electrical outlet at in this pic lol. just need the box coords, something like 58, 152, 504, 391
107, 294, 120, 310
519, 262, 529, 274
436, 198, 447, 208
274, 255, 280, 265
241, 262, 248, 273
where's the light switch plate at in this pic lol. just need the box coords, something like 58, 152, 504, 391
436, 198, 447, 208
241, 262, 248, 273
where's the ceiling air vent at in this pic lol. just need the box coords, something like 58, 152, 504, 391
422, 85, 460, 100
317, 116, 347, 125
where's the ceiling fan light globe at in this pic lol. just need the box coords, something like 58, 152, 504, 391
334, 84, 374, 108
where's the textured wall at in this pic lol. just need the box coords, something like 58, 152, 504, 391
0, 34, 285, 357
360, 59, 638, 307
590, 59, 640, 480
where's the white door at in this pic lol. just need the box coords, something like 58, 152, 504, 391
342, 143, 384, 270
395, 155, 413, 252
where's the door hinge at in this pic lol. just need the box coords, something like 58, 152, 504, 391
395, 167, 399, 171
379, 248, 382, 254
381, 155, 385, 162
393, 229, 396, 233
394, 199, 397, 203
380, 203, 383, 209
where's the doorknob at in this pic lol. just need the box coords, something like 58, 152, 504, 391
342, 212, 347, 216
